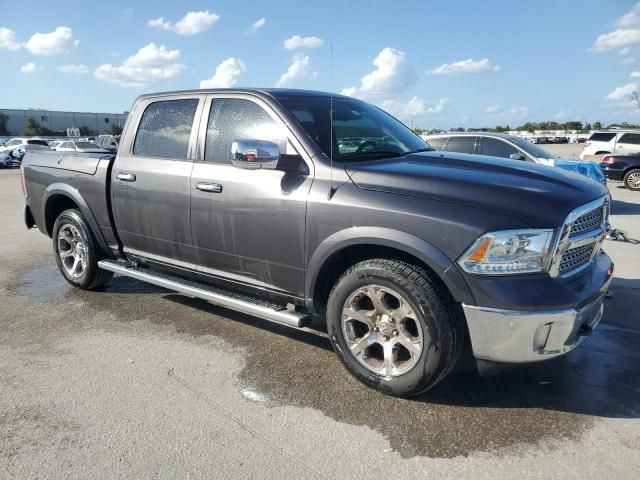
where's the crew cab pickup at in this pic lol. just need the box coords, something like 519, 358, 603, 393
21, 89, 614, 397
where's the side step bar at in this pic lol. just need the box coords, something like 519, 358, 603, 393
98, 260, 310, 329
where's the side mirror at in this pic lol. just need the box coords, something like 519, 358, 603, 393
231, 139, 280, 170
509, 153, 525, 161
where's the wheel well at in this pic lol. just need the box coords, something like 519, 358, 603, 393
44, 195, 79, 236
312, 244, 451, 315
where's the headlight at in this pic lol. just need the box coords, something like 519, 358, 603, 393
458, 229, 554, 275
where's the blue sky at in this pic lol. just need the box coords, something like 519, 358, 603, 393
1, 0, 639, 128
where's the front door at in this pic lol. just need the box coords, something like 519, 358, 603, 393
111, 95, 202, 267
190, 95, 313, 296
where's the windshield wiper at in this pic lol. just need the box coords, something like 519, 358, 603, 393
340, 150, 402, 160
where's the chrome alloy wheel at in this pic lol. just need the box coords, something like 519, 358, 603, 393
57, 223, 87, 278
627, 171, 640, 189
341, 284, 425, 377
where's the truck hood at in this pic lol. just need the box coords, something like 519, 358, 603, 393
346, 151, 608, 228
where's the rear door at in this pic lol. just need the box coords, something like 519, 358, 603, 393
190, 94, 312, 296
615, 133, 640, 155
111, 95, 203, 267
478, 137, 529, 160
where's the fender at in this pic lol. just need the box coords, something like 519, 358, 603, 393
42, 183, 111, 255
305, 226, 475, 308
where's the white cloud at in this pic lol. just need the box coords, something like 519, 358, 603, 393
508, 106, 528, 118
594, 28, 640, 50
200, 57, 246, 88
249, 18, 266, 33
620, 47, 631, 55
148, 10, 220, 36
615, 2, 640, 28
398, 97, 448, 117
0, 27, 20, 51
427, 58, 501, 75
608, 82, 638, 102
24, 26, 78, 55
283, 35, 324, 50
341, 47, 416, 100
58, 64, 89, 74
621, 56, 636, 65
276, 54, 315, 87
20, 62, 40, 74
94, 43, 184, 88
486, 105, 500, 113
631, 71, 640, 77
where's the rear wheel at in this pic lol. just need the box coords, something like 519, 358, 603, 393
624, 169, 640, 191
326, 259, 463, 397
52, 209, 113, 290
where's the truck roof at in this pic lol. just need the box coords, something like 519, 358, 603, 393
135, 88, 353, 102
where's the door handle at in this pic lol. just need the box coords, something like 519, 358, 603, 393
195, 182, 223, 193
116, 172, 136, 182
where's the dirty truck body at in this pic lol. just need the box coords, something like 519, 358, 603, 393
21, 89, 613, 396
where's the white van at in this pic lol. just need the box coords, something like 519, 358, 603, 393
580, 130, 640, 159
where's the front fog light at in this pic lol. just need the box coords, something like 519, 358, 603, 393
459, 229, 554, 275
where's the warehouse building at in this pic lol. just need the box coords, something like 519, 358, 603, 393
0, 108, 128, 136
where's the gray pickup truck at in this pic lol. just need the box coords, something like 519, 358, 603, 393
21, 88, 613, 396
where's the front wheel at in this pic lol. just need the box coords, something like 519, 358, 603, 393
326, 259, 463, 397
624, 169, 640, 191
52, 209, 113, 290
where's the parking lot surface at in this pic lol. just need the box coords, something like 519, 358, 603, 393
1, 168, 639, 479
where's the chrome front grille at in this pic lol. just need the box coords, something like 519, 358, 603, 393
549, 196, 609, 277
558, 243, 595, 274
569, 206, 603, 239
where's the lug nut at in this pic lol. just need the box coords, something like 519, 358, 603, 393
373, 326, 378, 332
393, 330, 399, 336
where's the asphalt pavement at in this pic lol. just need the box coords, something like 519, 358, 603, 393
1, 168, 639, 479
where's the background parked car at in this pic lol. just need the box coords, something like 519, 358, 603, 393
600, 154, 640, 190
580, 130, 640, 159
0, 138, 49, 156
95, 135, 119, 152
55, 141, 110, 153
10, 143, 50, 163
425, 132, 607, 185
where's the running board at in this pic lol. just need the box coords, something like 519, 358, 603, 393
98, 260, 310, 329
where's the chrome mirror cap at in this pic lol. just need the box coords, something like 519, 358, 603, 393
231, 139, 280, 170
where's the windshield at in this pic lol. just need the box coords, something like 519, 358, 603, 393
509, 136, 555, 159
276, 95, 433, 161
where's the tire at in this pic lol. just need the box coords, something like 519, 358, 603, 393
52, 209, 113, 290
623, 168, 640, 191
326, 259, 463, 397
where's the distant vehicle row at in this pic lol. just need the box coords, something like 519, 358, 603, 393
424, 132, 606, 185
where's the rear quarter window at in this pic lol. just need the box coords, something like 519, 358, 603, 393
618, 133, 640, 144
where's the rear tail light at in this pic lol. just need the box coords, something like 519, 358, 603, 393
20, 165, 27, 197
601, 155, 614, 164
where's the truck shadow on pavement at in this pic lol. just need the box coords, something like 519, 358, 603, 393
158, 290, 640, 458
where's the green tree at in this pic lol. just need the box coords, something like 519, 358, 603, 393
593, 121, 602, 130
451, 127, 465, 132
0, 113, 8, 135
24, 117, 44, 136
79, 125, 94, 136
492, 125, 509, 133
562, 121, 583, 132
107, 123, 123, 136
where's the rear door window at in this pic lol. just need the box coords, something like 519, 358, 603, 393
588, 132, 616, 142
133, 99, 199, 159
618, 133, 640, 144
480, 138, 521, 159
427, 137, 447, 150
444, 136, 477, 154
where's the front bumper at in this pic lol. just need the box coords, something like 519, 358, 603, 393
462, 258, 614, 364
